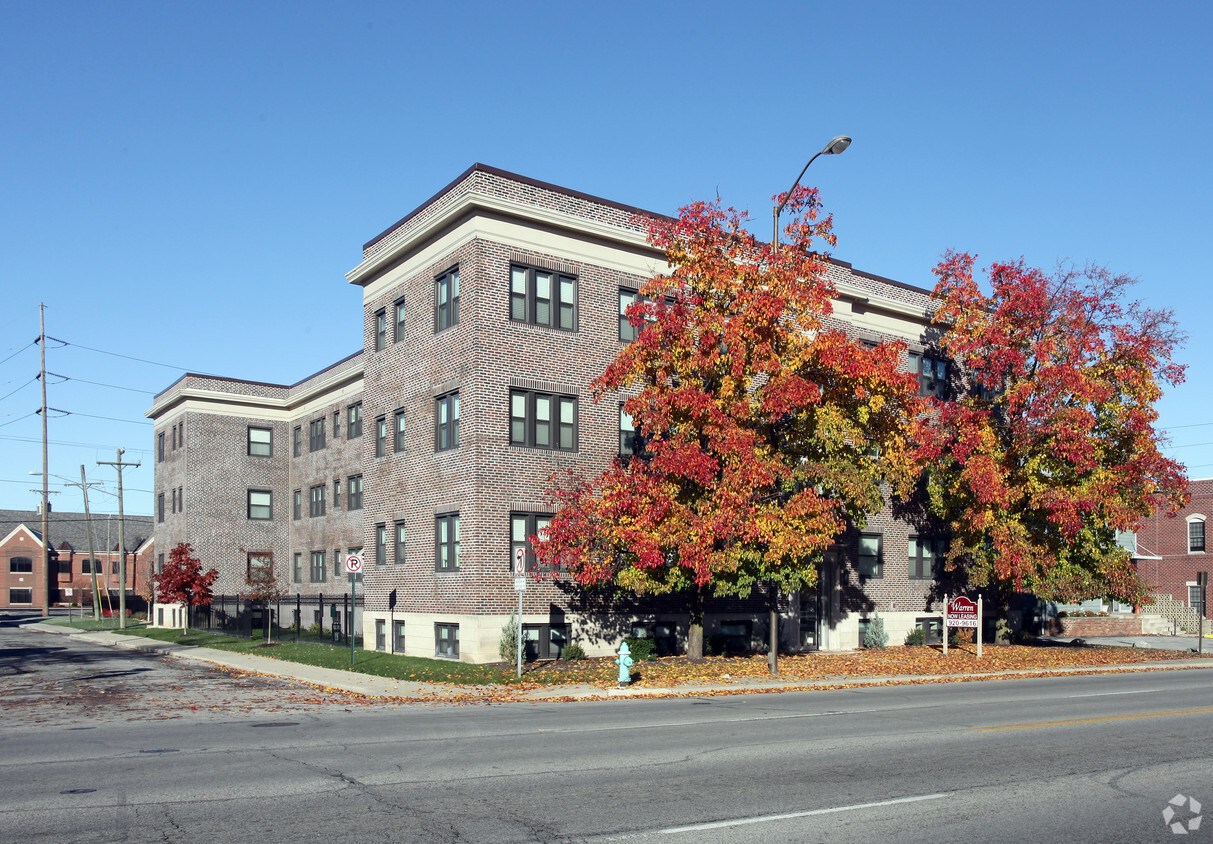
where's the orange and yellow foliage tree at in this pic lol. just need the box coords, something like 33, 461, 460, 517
919, 252, 1188, 603
534, 188, 924, 657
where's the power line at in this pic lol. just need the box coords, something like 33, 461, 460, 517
0, 412, 38, 429
46, 335, 217, 375
45, 372, 157, 395
0, 434, 153, 454
0, 340, 37, 367
43, 408, 152, 426
0, 378, 37, 403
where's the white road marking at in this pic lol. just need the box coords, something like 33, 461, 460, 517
1066, 688, 1163, 698
654, 792, 951, 834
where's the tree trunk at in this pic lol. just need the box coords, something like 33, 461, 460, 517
768, 583, 779, 674
686, 586, 706, 662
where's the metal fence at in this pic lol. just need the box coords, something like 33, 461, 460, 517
189, 593, 365, 647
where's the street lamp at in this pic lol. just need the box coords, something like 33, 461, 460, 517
772, 134, 851, 251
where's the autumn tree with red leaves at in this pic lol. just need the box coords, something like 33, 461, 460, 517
154, 542, 218, 633
919, 253, 1188, 604
533, 188, 924, 659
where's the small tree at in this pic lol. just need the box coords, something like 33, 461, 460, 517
244, 552, 284, 643
864, 612, 889, 648
154, 542, 217, 634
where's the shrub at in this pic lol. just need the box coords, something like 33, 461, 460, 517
864, 612, 889, 649
500, 614, 519, 663
562, 642, 587, 661
904, 627, 926, 646
624, 636, 657, 662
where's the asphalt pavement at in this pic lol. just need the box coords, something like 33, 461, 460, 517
17, 618, 1213, 702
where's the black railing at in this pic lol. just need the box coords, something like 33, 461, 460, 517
188, 593, 365, 647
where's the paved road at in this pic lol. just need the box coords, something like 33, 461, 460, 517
3, 618, 1212, 842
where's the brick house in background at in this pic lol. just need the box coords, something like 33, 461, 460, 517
0, 509, 153, 610
148, 164, 981, 662
1131, 477, 1213, 616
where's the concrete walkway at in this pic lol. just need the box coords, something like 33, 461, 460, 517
25, 622, 1213, 703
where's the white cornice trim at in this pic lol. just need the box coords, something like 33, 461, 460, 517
346, 191, 657, 286
147, 365, 364, 422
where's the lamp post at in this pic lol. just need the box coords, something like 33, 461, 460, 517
772, 134, 851, 251
766, 135, 851, 675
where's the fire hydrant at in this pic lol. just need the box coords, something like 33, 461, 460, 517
615, 642, 634, 687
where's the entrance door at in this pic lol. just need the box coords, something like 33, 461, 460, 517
799, 588, 819, 651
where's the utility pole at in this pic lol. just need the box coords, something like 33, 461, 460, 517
98, 449, 140, 629
64, 466, 104, 620
39, 302, 51, 617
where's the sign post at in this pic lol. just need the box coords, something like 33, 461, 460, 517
345, 553, 363, 669
1198, 572, 1208, 655
946, 596, 982, 659
514, 547, 526, 679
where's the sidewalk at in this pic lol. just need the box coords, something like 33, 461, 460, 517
27, 622, 1213, 703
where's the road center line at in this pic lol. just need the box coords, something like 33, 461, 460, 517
974, 705, 1213, 732
1066, 688, 1162, 698
653, 793, 951, 834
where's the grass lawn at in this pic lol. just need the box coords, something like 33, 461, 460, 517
50, 619, 1213, 689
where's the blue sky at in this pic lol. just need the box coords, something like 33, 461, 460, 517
2, 0, 1210, 515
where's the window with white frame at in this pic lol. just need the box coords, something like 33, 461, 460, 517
435, 622, 459, 658
1189, 516, 1206, 553
435, 392, 459, 451
374, 309, 387, 351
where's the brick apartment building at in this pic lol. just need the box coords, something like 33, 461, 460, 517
148, 164, 969, 662
1, 509, 153, 610
1131, 477, 1213, 614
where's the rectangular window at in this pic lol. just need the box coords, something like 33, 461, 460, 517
309, 418, 326, 452
1190, 585, 1205, 615
157, 553, 163, 574
909, 352, 949, 399
375, 619, 386, 651
292, 552, 302, 583
909, 536, 946, 580
1189, 519, 1206, 553
58, 558, 72, 574
248, 426, 272, 457
435, 622, 459, 658
619, 404, 643, 456
435, 392, 460, 451
111, 559, 118, 575
435, 267, 460, 331
332, 410, 341, 440
394, 621, 406, 653
375, 416, 387, 457
246, 553, 273, 580
394, 298, 407, 342
81, 558, 93, 574
157, 493, 165, 523
247, 489, 272, 520
510, 389, 577, 451
310, 551, 326, 583
435, 513, 460, 571
158, 431, 165, 462
171, 488, 177, 514
522, 624, 569, 661
293, 490, 302, 521
394, 520, 406, 564
9, 588, 32, 605
9, 557, 33, 573
857, 533, 882, 578
619, 289, 656, 342
347, 475, 363, 510
309, 484, 326, 517
394, 409, 406, 452
333, 478, 341, 510
347, 402, 363, 438
511, 512, 552, 572
375, 524, 387, 566
374, 309, 387, 351
172, 424, 178, 450
293, 426, 302, 457
510, 265, 576, 331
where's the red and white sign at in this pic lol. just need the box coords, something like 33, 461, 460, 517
947, 596, 979, 628
344, 553, 364, 574
514, 547, 526, 576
